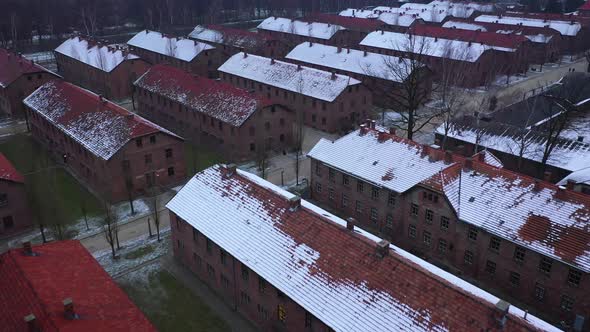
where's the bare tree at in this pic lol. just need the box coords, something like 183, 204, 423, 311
148, 187, 162, 242
102, 203, 119, 259
10, 12, 17, 50
80, 2, 98, 36
436, 53, 469, 150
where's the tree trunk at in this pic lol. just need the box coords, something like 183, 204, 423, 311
147, 217, 153, 237
39, 224, 46, 243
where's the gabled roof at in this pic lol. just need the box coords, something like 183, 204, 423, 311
360, 30, 515, 62
504, 11, 590, 27
409, 24, 527, 49
218, 53, 361, 102
55, 36, 140, 73
0, 153, 24, 183
339, 8, 381, 19
558, 166, 590, 186
127, 30, 214, 62
167, 164, 558, 332
304, 13, 385, 31
475, 15, 582, 36
0, 48, 55, 88
442, 19, 557, 43
188, 25, 273, 49
473, 149, 504, 168
257, 17, 345, 40
285, 43, 414, 83
23, 80, 181, 160
134, 64, 272, 127
0, 240, 156, 332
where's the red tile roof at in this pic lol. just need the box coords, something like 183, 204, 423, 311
444, 18, 561, 37
134, 64, 274, 127
504, 11, 590, 26
304, 13, 386, 31
410, 24, 528, 48
0, 240, 156, 332
0, 153, 24, 183
0, 48, 54, 88
23, 80, 181, 160
580, 0, 590, 10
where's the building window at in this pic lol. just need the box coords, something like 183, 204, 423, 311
258, 276, 266, 293
567, 269, 582, 287
440, 216, 449, 231
385, 214, 393, 228
464, 250, 474, 265
136, 138, 143, 147
355, 200, 362, 214
438, 239, 447, 254
168, 167, 175, 176
241, 263, 249, 281
560, 295, 575, 311
206, 263, 215, 278
221, 274, 230, 288
514, 246, 526, 263
2, 216, 14, 229
149, 135, 156, 144
328, 168, 335, 182
423, 231, 431, 247
328, 188, 335, 201
342, 174, 349, 186
425, 209, 433, 224
485, 260, 496, 275
316, 183, 322, 193
220, 249, 227, 266
370, 208, 378, 222
509, 271, 520, 286
357, 180, 364, 193
193, 253, 201, 267
305, 311, 312, 328
277, 304, 287, 322
192, 228, 199, 242
467, 227, 478, 241
315, 162, 321, 176
534, 283, 545, 301
410, 203, 419, 217
387, 192, 395, 207
341, 194, 348, 208
371, 186, 379, 200
240, 291, 251, 305
489, 237, 501, 252
165, 148, 173, 158
206, 238, 212, 254
539, 257, 552, 275
408, 225, 416, 239
257, 304, 269, 320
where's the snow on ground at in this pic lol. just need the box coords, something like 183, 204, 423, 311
93, 227, 171, 277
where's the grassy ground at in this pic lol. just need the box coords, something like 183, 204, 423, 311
0, 134, 102, 223
123, 244, 155, 260
119, 264, 230, 332
184, 142, 225, 176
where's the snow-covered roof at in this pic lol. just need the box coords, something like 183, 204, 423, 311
23, 80, 180, 160
134, 65, 272, 127
127, 30, 214, 62
218, 53, 360, 102
473, 149, 504, 168
475, 15, 582, 36
166, 164, 559, 332
55, 36, 139, 73
360, 31, 514, 62
188, 25, 270, 49
286, 43, 414, 83
442, 20, 488, 31
436, 122, 590, 173
257, 17, 345, 40
378, 12, 421, 27
339, 8, 380, 18
559, 167, 590, 186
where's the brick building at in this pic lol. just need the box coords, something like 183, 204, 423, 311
307, 124, 590, 329
442, 19, 561, 65
580, 1, 590, 17
127, 30, 218, 78
360, 29, 526, 87
304, 13, 387, 45
0, 240, 156, 331
134, 65, 294, 161
256, 17, 349, 48
167, 163, 559, 332
285, 42, 433, 107
23, 80, 186, 202
188, 25, 289, 60
218, 53, 371, 133
0, 153, 32, 238
0, 49, 58, 118
54, 36, 151, 101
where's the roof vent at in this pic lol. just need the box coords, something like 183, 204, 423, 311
309, 41, 313, 47
359, 124, 368, 136
243, 52, 248, 58
24, 314, 38, 332
270, 58, 275, 65
495, 300, 510, 329
22, 241, 34, 256
297, 64, 302, 71
346, 217, 356, 231
363, 50, 368, 57
223, 163, 237, 177
288, 196, 301, 211
331, 72, 337, 80
63, 298, 78, 320
376, 240, 390, 258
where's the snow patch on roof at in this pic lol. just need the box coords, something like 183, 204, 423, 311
558, 167, 590, 186
127, 30, 214, 62
442, 20, 488, 31
257, 17, 345, 40
339, 8, 380, 18
218, 53, 360, 102
475, 15, 582, 36
55, 36, 139, 72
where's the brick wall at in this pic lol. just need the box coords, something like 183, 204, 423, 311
129, 47, 220, 79
0, 180, 32, 237
0, 72, 56, 118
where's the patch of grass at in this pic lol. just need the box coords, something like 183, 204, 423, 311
184, 142, 224, 176
0, 134, 102, 224
123, 244, 155, 260
120, 268, 230, 332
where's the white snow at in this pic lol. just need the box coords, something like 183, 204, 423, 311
166, 164, 560, 332
127, 30, 214, 62
55, 36, 139, 72
339, 8, 380, 18
378, 12, 421, 27
218, 53, 361, 102
189, 26, 265, 49
558, 167, 590, 186
257, 17, 345, 40
475, 15, 582, 36
442, 20, 488, 31
360, 31, 515, 62
285, 43, 415, 83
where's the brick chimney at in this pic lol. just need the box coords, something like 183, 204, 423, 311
476, 152, 485, 162
389, 127, 396, 135
337, 46, 342, 53
421, 145, 429, 158
243, 52, 248, 58
24, 314, 38, 332
270, 58, 275, 65
23, 241, 33, 255
309, 41, 313, 47
288, 196, 301, 211
377, 131, 389, 143
444, 150, 453, 164
297, 64, 302, 71
543, 171, 552, 182
63, 298, 77, 320
363, 50, 368, 57
370, 120, 376, 129
376, 240, 390, 258
464, 157, 473, 170
494, 300, 510, 329
532, 179, 542, 192
566, 179, 576, 190
222, 164, 237, 178
331, 72, 337, 80
555, 186, 568, 200
346, 217, 356, 231
359, 124, 368, 136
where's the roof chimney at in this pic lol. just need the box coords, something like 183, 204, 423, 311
464, 157, 473, 170
389, 127, 396, 135
376, 240, 390, 258
23, 241, 33, 256
337, 46, 342, 53
63, 298, 77, 320
363, 50, 368, 57
444, 150, 453, 164
566, 179, 576, 190
243, 52, 248, 58
346, 217, 356, 231
421, 145, 429, 158
223, 163, 237, 178
359, 124, 368, 136
377, 131, 389, 143
495, 300, 510, 329
555, 186, 568, 200
297, 64, 302, 71
370, 120, 376, 129
271, 58, 275, 65
347, 48, 350, 54
288, 196, 301, 211
331, 72, 337, 80
543, 171, 552, 182
24, 314, 38, 332
309, 41, 313, 47
533, 179, 542, 192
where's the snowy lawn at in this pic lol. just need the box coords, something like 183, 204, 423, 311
117, 262, 230, 332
